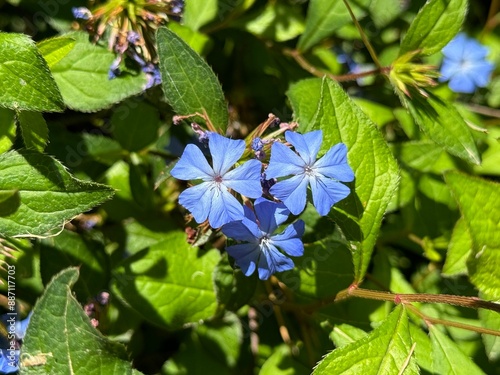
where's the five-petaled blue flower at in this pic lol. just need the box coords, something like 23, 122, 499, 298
439, 33, 495, 94
222, 197, 305, 280
171, 133, 263, 228
265, 130, 354, 216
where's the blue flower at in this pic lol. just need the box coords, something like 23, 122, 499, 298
171, 133, 263, 228
222, 198, 305, 280
439, 33, 495, 93
72, 7, 92, 20
265, 130, 354, 216
0, 312, 31, 374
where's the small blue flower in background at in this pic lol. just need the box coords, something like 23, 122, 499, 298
71, 7, 92, 20
0, 312, 31, 374
171, 133, 263, 228
439, 33, 495, 93
265, 130, 354, 216
222, 198, 305, 280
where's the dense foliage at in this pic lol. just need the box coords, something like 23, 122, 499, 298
1, 0, 500, 374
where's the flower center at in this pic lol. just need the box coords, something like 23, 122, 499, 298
214, 174, 223, 183
304, 165, 315, 176
260, 236, 271, 248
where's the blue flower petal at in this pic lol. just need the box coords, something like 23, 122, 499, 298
178, 182, 213, 223
314, 143, 355, 182
222, 218, 261, 241
285, 130, 323, 165
448, 73, 477, 94
171, 144, 214, 181
442, 33, 467, 60
208, 187, 245, 228
271, 237, 304, 257
224, 159, 263, 198
271, 221, 305, 257
270, 174, 309, 215
439, 60, 461, 82
258, 243, 295, 280
254, 197, 290, 234
265, 142, 305, 179
0, 349, 18, 374
208, 133, 245, 175
470, 61, 495, 87
226, 243, 260, 276
310, 176, 351, 216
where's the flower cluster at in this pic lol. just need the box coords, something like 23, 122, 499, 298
439, 33, 494, 94
171, 130, 354, 279
72, 0, 184, 89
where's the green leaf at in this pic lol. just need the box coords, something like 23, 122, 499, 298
17, 111, 49, 152
182, 0, 218, 31
240, 2, 305, 42
0, 32, 64, 112
162, 313, 241, 374
474, 127, 500, 176
260, 344, 310, 375
392, 141, 446, 173
442, 217, 472, 276
157, 27, 228, 132
353, 98, 395, 128
330, 324, 368, 348
111, 232, 220, 330
37, 36, 75, 68
50, 32, 146, 112
168, 23, 211, 55
298, 0, 369, 52
39, 230, 109, 302
369, 0, 405, 28
479, 293, 500, 361
287, 237, 353, 302
409, 323, 433, 373
399, 0, 467, 56
445, 172, 500, 297
0, 108, 16, 153
20, 268, 144, 375
430, 325, 485, 375
213, 253, 257, 312
111, 99, 160, 152
0, 150, 114, 237
403, 92, 480, 165
313, 306, 418, 375
287, 78, 399, 282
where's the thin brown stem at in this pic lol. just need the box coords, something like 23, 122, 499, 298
342, 0, 381, 68
283, 48, 389, 82
341, 287, 500, 314
406, 305, 500, 337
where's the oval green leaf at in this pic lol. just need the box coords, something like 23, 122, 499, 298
399, 0, 467, 56
0, 150, 114, 237
111, 232, 220, 330
157, 27, 228, 132
0, 32, 64, 112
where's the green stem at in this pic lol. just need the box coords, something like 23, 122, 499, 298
342, 0, 382, 69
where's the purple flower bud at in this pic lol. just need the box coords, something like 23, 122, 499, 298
142, 63, 161, 89
72, 7, 92, 20
260, 173, 277, 196
108, 56, 121, 80
252, 137, 264, 151
127, 31, 141, 45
